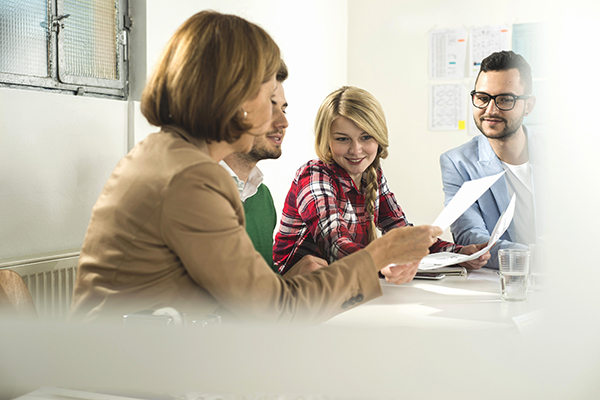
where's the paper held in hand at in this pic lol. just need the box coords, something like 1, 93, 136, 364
418, 172, 515, 270
432, 171, 505, 231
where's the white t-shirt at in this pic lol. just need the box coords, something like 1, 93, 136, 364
501, 161, 536, 245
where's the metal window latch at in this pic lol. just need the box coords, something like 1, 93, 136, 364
124, 15, 133, 30
51, 14, 70, 33
121, 15, 132, 62
119, 30, 128, 61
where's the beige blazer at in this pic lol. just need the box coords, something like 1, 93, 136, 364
70, 126, 382, 324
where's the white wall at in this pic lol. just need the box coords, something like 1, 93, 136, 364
0, 88, 128, 260
543, 0, 600, 350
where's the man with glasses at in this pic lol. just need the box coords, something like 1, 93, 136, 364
440, 51, 539, 269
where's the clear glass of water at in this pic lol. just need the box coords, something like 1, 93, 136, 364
498, 248, 530, 301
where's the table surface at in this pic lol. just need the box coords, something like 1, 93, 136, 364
326, 268, 545, 331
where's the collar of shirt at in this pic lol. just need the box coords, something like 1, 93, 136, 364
329, 162, 365, 193
219, 160, 264, 202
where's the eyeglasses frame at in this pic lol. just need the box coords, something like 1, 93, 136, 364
470, 90, 532, 111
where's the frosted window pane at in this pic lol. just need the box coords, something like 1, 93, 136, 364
0, 0, 50, 78
62, 0, 118, 80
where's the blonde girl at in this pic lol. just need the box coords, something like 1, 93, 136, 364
274, 86, 489, 275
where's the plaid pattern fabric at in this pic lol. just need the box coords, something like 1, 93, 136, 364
274, 160, 460, 274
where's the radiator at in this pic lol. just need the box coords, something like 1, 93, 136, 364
1, 252, 79, 321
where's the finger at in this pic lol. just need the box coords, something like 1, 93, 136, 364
384, 267, 404, 280
304, 255, 328, 267
380, 266, 393, 278
314, 258, 329, 267
413, 226, 439, 244
409, 261, 420, 269
308, 263, 323, 272
430, 226, 443, 238
383, 267, 411, 284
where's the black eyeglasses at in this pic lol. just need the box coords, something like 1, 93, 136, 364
470, 91, 532, 111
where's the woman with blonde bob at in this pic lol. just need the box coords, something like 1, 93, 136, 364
274, 86, 489, 276
70, 12, 441, 324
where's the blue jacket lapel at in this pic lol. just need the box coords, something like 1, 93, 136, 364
476, 135, 515, 242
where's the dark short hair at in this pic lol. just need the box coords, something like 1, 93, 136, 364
277, 60, 288, 83
476, 50, 533, 94
141, 11, 280, 143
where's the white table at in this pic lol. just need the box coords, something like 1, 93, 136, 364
326, 268, 545, 331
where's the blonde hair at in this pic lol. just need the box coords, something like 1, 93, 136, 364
314, 86, 389, 243
141, 10, 280, 143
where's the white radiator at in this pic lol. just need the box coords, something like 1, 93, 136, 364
1, 252, 79, 321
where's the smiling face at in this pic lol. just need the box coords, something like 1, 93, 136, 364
246, 81, 288, 161
473, 69, 534, 141
329, 116, 379, 187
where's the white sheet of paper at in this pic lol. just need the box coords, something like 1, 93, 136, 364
433, 171, 505, 231
467, 268, 501, 282
429, 28, 467, 80
420, 193, 516, 270
429, 84, 467, 131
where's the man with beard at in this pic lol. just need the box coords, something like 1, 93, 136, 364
440, 51, 539, 269
221, 61, 327, 274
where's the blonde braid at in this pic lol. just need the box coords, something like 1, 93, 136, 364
364, 157, 380, 243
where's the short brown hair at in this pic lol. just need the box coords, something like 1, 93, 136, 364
477, 50, 533, 94
277, 59, 288, 83
141, 11, 280, 143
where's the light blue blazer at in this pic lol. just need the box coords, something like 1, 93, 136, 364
439, 126, 542, 269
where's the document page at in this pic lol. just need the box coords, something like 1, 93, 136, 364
433, 171, 505, 231
429, 84, 467, 131
429, 28, 467, 80
419, 193, 516, 270
469, 25, 510, 76
467, 267, 501, 283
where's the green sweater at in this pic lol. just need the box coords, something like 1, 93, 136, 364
244, 183, 278, 272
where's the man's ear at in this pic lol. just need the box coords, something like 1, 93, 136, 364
525, 95, 537, 116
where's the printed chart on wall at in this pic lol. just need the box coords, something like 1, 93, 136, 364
513, 22, 547, 77
512, 22, 547, 127
469, 25, 510, 76
429, 84, 467, 131
429, 28, 467, 80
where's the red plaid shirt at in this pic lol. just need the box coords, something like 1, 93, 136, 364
273, 160, 460, 274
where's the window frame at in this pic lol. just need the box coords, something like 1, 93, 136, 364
0, 0, 129, 99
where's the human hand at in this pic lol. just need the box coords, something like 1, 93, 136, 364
380, 262, 420, 285
457, 243, 490, 270
284, 255, 328, 277
365, 225, 442, 270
